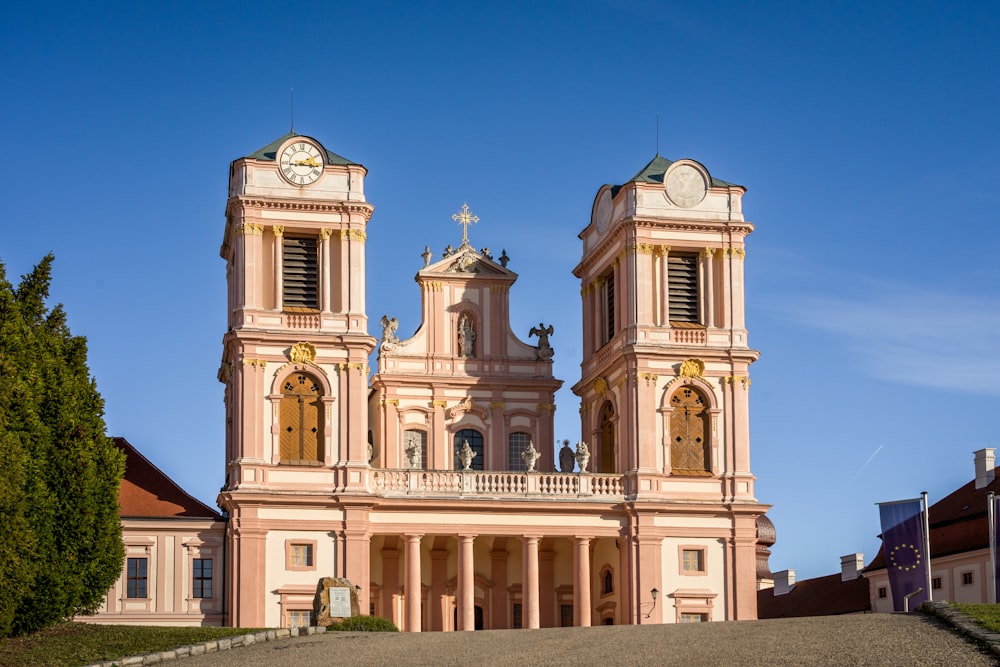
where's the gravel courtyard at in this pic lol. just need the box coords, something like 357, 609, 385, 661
175, 613, 997, 666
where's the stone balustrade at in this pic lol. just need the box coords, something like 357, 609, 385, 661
369, 469, 624, 499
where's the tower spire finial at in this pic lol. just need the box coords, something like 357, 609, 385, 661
290, 87, 295, 133
451, 202, 479, 247
656, 111, 660, 156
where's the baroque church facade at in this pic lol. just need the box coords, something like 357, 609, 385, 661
89, 132, 766, 629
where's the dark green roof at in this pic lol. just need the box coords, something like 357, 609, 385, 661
245, 132, 357, 166
613, 155, 738, 194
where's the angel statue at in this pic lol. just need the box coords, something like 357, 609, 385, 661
529, 322, 554, 360
379, 315, 399, 346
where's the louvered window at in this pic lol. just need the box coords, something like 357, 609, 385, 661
283, 237, 318, 309
668, 253, 699, 323
603, 272, 615, 343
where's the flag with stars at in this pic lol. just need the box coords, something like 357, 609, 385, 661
878, 498, 928, 612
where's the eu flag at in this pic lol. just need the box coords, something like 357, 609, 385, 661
878, 498, 928, 612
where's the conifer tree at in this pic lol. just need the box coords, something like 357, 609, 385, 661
0, 256, 124, 637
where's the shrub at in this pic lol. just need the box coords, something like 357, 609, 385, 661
331, 615, 399, 632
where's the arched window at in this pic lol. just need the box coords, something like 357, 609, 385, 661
454, 429, 484, 471
602, 568, 614, 595
669, 385, 710, 475
508, 432, 530, 471
599, 402, 615, 473
280, 372, 323, 464
403, 430, 427, 469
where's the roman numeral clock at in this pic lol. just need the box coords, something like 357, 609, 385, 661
279, 140, 324, 185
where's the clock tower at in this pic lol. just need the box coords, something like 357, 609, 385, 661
217, 133, 376, 626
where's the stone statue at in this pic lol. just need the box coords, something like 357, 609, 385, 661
559, 439, 575, 473
367, 441, 374, 465
575, 440, 590, 474
443, 244, 454, 257
529, 322, 554, 361
480, 247, 492, 260
499, 249, 510, 268
521, 441, 541, 473
379, 314, 399, 345
458, 314, 476, 357
405, 434, 421, 469
458, 440, 477, 471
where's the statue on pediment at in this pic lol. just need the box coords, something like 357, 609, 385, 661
529, 322, 554, 360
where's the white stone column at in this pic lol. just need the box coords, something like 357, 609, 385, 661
320, 228, 332, 313
573, 537, 592, 627
458, 535, 475, 630
273, 226, 283, 311
522, 536, 540, 629
405, 534, 422, 632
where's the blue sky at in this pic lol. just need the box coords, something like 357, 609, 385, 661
3, 1, 998, 581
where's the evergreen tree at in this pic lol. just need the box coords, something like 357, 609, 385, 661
0, 256, 124, 637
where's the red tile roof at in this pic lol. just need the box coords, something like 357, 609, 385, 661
866, 469, 1000, 571
115, 437, 220, 519
757, 573, 871, 618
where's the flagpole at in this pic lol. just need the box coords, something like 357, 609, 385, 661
989, 492, 996, 604
922, 491, 932, 603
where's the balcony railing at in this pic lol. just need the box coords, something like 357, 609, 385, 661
370, 469, 625, 499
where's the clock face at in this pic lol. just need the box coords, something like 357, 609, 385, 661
279, 141, 324, 186
665, 164, 707, 208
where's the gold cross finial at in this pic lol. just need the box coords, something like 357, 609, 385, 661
452, 202, 479, 246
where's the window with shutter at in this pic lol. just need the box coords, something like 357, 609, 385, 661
669, 386, 711, 475
279, 372, 323, 464
668, 253, 699, 323
283, 236, 318, 309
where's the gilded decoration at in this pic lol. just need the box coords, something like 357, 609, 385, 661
490, 401, 506, 410
272, 225, 284, 237
536, 403, 556, 413
432, 400, 448, 409
238, 223, 264, 236
678, 358, 705, 379
723, 375, 751, 388
241, 358, 266, 369
319, 228, 332, 240
732, 247, 746, 259
639, 372, 658, 385
593, 377, 608, 396
289, 342, 317, 364
701, 247, 715, 258
341, 229, 366, 242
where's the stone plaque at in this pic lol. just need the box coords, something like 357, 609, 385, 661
328, 586, 352, 618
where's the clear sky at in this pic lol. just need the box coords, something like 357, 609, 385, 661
3, 1, 998, 581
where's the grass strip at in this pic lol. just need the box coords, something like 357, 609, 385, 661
0, 622, 264, 667
954, 603, 1000, 633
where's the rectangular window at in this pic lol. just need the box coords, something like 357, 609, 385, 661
932, 577, 942, 590
286, 541, 316, 570
560, 604, 574, 627
962, 571, 974, 586
508, 432, 530, 471
681, 548, 705, 573
512, 603, 522, 629
287, 610, 312, 628
877, 587, 887, 599
283, 236, 318, 309
127, 557, 148, 599
193, 558, 213, 599
668, 253, 699, 323
680, 613, 707, 623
